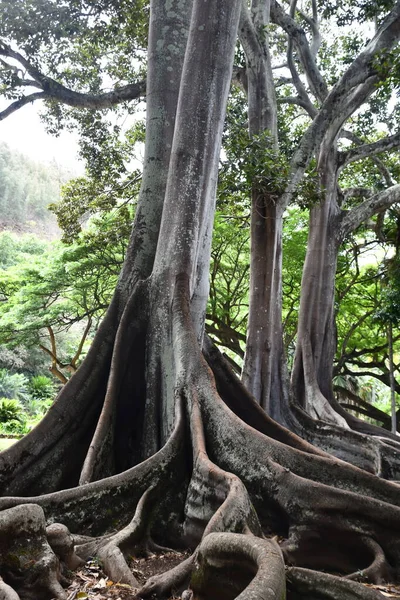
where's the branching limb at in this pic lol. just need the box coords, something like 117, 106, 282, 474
340, 185, 400, 240
271, 0, 328, 102
286, 0, 317, 118
0, 92, 47, 121
0, 41, 146, 120
340, 130, 400, 170
340, 130, 395, 187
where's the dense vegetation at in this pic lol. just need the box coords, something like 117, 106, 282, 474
0, 142, 72, 236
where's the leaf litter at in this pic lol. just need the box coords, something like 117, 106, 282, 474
62, 551, 191, 600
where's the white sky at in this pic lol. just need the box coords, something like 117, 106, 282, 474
0, 100, 84, 174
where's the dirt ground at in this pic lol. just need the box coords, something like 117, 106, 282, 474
63, 551, 400, 599
65, 551, 191, 599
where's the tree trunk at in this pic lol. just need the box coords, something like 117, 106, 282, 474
239, 1, 287, 417
291, 172, 346, 426
388, 322, 397, 435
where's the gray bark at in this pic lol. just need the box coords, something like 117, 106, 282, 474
239, 1, 286, 416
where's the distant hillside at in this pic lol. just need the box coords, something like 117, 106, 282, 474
0, 142, 75, 239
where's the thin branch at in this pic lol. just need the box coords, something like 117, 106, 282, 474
271, 0, 328, 101
285, 0, 316, 117
340, 129, 394, 187
0, 92, 47, 121
277, 95, 317, 116
293, 0, 321, 59
70, 317, 92, 368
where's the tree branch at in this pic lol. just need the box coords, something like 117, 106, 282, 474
340, 130, 400, 168
340, 184, 400, 239
285, 0, 317, 118
0, 41, 146, 117
277, 94, 317, 116
340, 129, 394, 187
282, 3, 400, 210
271, 0, 328, 102
0, 92, 47, 121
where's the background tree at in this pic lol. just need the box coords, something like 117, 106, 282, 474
0, 213, 128, 382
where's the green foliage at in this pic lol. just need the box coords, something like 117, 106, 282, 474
0, 231, 47, 269
0, 210, 128, 380
28, 375, 55, 403
207, 213, 249, 359
321, 1, 395, 26
219, 95, 290, 207
0, 369, 30, 404
376, 255, 400, 325
0, 397, 24, 422
0, 398, 27, 434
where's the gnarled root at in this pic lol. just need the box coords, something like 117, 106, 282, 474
0, 504, 66, 600
46, 523, 84, 571
187, 532, 286, 600
76, 485, 164, 587
286, 567, 387, 599
0, 577, 20, 600
345, 537, 393, 584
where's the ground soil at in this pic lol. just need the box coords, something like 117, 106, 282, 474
65, 551, 191, 600
63, 550, 400, 599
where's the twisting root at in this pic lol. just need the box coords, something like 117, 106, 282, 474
137, 555, 197, 599
183, 393, 262, 545
286, 567, 388, 599
346, 537, 393, 584
136, 388, 264, 599
188, 532, 286, 600
0, 576, 20, 600
76, 485, 163, 586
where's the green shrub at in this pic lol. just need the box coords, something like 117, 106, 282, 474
0, 398, 27, 434
28, 375, 55, 402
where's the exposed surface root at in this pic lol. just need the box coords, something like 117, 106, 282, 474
46, 522, 84, 586
76, 485, 162, 586
0, 504, 66, 600
182, 395, 262, 545
0, 577, 20, 600
286, 567, 388, 599
0, 398, 186, 537
187, 532, 286, 600
345, 537, 392, 584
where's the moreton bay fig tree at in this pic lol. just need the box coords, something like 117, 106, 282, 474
2, 1, 400, 599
